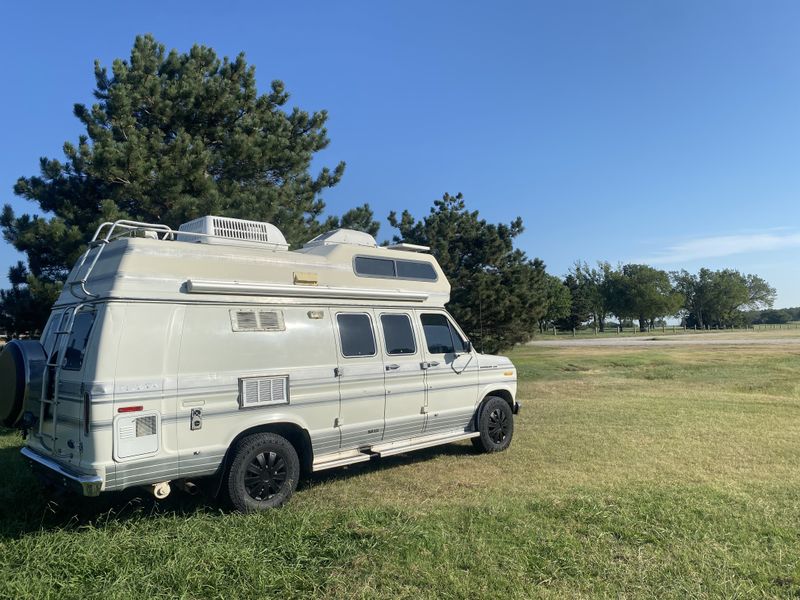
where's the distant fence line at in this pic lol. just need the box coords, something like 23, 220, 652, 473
540, 322, 800, 337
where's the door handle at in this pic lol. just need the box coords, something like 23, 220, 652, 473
421, 361, 440, 369
385, 364, 400, 371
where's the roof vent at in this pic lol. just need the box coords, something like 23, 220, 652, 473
177, 216, 289, 250
303, 228, 377, 249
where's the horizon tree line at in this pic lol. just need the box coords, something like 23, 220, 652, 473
541, 261, 776, 333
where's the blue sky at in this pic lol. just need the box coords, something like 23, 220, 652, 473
2, 1, 799, 306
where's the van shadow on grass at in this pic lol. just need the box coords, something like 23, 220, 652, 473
0, 438, 476, 540
301, 441, 476, 489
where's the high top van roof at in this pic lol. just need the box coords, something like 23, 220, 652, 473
55, 220, 450, 308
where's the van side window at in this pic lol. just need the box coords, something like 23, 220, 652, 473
337, 313, 377, 357
354, 256, 437, 281
396, 260, 437, 281
354, 257, 396, 277
421, 313, 467, 355
380, 314, 416, 355
62, 311, 96, 371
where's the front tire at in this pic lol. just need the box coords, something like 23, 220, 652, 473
472, 396, 514, 453
226, 433, 300, 512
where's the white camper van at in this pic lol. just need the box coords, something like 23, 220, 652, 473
0, 217, 519, 511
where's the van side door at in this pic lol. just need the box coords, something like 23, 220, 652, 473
378, 312, 426, 442
332, 310, 386, 450
417, 311, 479, 436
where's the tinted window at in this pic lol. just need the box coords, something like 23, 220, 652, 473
381, 314, 416, 355
337, 313, 376, 357
396, 260, 437, 281
421, 314, 455, 354
449, 322, 467, 353
354, 257, 396, 277
62, 311, 96, 371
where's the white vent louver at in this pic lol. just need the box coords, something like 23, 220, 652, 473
230, 309, 285, 332
239, 376, 289, 408
177, 216, 289, 250
115, 412, 159, 459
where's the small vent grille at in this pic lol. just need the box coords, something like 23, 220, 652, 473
236, 311, 258, 330
231, 309, 285, 332
119, 421, 136, 440
176, 216, 289, 249
136, 415, 157, 437
239, 376, 289, 408
258, 311, 283, 331
115, 411, 159, 459
212, 217, 273, 243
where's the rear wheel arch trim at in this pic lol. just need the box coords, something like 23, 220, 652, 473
226, 422, 313, 473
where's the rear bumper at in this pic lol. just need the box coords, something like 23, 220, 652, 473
20, 446, 103, 497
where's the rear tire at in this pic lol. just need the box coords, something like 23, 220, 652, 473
471, 396, 514, 453
226, 433, 300, 512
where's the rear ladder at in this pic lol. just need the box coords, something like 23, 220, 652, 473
35, 307, 81, 452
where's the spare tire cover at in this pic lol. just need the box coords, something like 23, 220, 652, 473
0, 340, 47, 427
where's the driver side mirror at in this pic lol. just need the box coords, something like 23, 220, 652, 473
463, 340, 472, 353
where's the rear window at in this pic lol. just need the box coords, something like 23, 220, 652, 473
337, 313, 376, 357
62, 311, 96, 371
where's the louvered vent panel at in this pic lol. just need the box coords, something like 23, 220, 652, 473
212, 217, 274, 242
119, 421, 136, 440
115, 411, 159, 459
236, 311, 258, 330
258, 311, 284, 331
230, 309, 284, 332
239, 376, 289, 408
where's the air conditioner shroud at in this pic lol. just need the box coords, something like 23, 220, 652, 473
177, 216, 289, 250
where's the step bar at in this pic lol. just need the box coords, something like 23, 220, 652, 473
311, 430, 479, 472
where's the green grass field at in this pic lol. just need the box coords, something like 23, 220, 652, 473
1, 338, 799, 598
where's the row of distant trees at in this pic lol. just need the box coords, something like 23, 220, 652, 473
0, 35, 783, 352
542, 263, 776, 333
745, 307, 800, 325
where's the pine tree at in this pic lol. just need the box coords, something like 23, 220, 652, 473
389, 193, 548, 353
1, 34, 375, 332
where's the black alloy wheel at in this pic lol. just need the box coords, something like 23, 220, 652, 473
244, 450, 288, 501
472, 396, 514, 453
226, 432, 299, 512
486, 406, 510, 445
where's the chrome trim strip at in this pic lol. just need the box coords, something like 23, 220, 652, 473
20, 447, 103, 497
186, 279, 429, 302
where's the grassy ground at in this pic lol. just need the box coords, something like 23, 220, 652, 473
1, 339, 800, 598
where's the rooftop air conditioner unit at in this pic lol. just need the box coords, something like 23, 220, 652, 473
177, 216, 289, 250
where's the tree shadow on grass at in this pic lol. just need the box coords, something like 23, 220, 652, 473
0, 436, 477, 540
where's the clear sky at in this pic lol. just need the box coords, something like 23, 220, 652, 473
2, 1, 799, 306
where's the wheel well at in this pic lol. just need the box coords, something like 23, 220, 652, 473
473, 390, 514, 428
227, 423, 313, 474
485, 389, 513, 408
